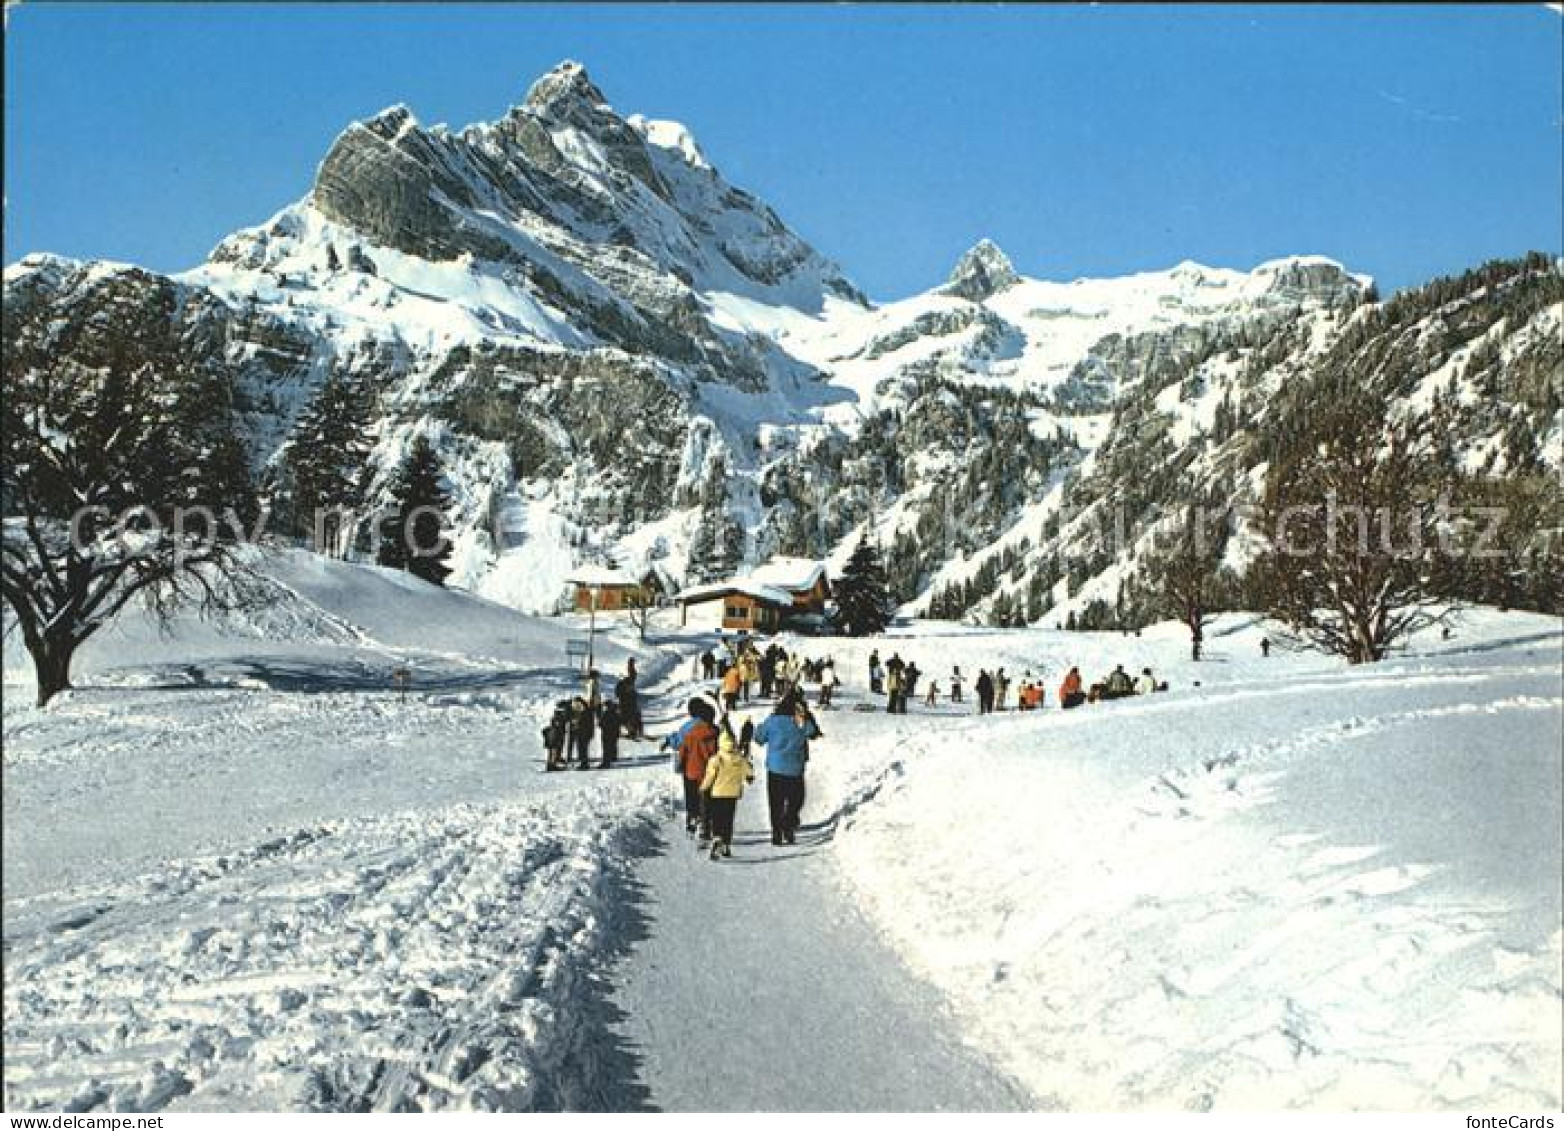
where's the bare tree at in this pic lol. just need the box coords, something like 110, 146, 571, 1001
2, 359, 260, 704
1250, 384, 1449, 664
1143, 503, 1232, 661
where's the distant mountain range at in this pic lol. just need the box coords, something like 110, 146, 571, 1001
6, 61, 1560, 621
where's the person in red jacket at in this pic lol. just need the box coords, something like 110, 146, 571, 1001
678, 697, 719, 838
1059, 667, 1085, 709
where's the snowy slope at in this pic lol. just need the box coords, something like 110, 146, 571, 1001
3, 550, 707, 1112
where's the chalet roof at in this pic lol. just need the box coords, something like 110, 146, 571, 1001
567, 566, 641, 587
748, 557, 828, 593
676, 580, 795, 606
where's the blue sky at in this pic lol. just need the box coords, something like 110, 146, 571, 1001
5, 4, 1560, 299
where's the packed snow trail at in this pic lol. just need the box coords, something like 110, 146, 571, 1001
608, 793, 1033, 1111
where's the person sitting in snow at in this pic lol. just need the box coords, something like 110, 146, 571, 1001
1134, 667, 1157, 696
1059, 667, 1085, 710
1103, 664, 1135, 700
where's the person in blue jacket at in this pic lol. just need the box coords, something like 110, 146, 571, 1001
753, 691, 821, 846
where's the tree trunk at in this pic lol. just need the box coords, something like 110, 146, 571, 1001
29, 633, 76, 707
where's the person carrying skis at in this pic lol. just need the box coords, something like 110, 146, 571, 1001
678, 697, 720, 838
754, 692, 820, 846
701, 717, 755, 860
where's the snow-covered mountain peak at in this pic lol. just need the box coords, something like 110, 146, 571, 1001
357, 103, 419, 141
627, 115, 711, 170
523, 60, 611, 119
944, 238, 1020, 301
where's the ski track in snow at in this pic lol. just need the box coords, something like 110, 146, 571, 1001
4, 792, 663, 1112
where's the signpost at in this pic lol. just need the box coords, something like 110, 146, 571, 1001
566, 640, 590, 672
391, 666, 411, 704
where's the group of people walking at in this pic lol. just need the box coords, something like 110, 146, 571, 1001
541, 658, 645, 771
544, 632, 1175, 861
665, 686, 822, 860
705, 640, 841, 713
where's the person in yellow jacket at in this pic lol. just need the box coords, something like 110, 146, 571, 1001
701, 718, 754, 860
738, 651, 759, 703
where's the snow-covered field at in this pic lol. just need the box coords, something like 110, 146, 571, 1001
780, 612, 1564, 1110
4, 554, 1560, 1111
3, 551, 692, 1111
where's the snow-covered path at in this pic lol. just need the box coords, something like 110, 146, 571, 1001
608, 795, 1032, 1111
